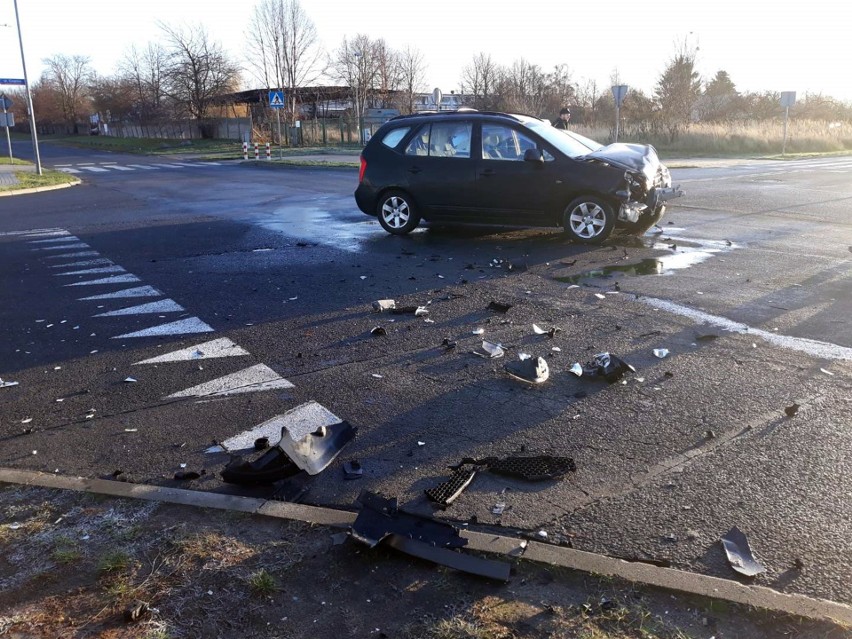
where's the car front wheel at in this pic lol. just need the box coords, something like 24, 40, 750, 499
563, 196, 615, 244
377, 190, 421, 235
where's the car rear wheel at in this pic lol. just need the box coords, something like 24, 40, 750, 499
563, 196, 615, 244
377, 190, 421, 235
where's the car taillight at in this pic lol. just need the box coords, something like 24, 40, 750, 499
358, 156, 367, 183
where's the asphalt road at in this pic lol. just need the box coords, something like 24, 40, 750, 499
1, 141, 851, 604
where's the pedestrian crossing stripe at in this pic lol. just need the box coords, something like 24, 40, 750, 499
93, 298, 184, 317
133, 337, 250, 365
78, 285, 163, 300
164, 363, 293, 399
55, 265, 126, 276
64, 274, 141, 287
112, 317, 214, 339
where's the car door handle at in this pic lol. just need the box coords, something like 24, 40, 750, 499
479, 169, 496, 177
408, 166, 422, 174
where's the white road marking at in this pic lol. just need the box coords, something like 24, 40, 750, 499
37, 242, 89, 251
104, 165, 134, 171
202, 162, 221, 166
149, 163, 185, 168
57, 168, 82, 174
64, 274, 141, 287
28, 236, 80, 244
208, 402, 340, 453
93, 298, 184, 317
45, 251, 100, 259
112, 317, 214, 339
165, 363, 293, 399
0, 229, 67, 237
78, 285, 163, 300
50, 259, 114, 268
643, 297, 852, 361
55, 265, 126, 276
80, 166, 110, 173
133, 337, 250, 365
126, 164, 158, 170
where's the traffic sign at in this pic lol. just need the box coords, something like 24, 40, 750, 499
0, 96, 12, 111
780, 91, 796, 108
269, 91, 285, 108
612, 85, 629, 106
0, 78, 26, 86
0, 113, 14, 127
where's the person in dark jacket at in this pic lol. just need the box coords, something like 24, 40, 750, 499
553, 107, 571, 129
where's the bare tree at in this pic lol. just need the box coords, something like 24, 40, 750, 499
159, 22, 241, 126
397, 46, 427, 114
373, 39, 401, 107
245, 0, 323, 121
499, 58, 551, 116
328, 34, 381, 133
119, 43, 170, 127
41, 54, 94, 133
459, 53, 500, 110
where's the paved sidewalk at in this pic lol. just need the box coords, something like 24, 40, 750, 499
0, 162, 34, 186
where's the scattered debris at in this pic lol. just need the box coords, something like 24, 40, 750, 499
124, 600, 150, 623
536, 530, 548, 540
784, 403, 800, 418
390, 306, 418, 315
476, 341, 505, 359
0, 377, 19, 388
351, 492, 510, 581
472, 328, 485, 335
532, 324, 561, 337
450, 455, 576, 482
414, 306, 429, 317
491, 502, 506, 515
124, 377, 137, 383
594, 293, 606, 300
569, 363, 584, 377
573, 353, 635, 383
174, 470, 201, 481
21, 417, 32, 424
505, 356, 549, 384
819, 368, 834, 376
371, 374, 383, 379
370, 326, 387, 336
653, 348, 669, 359
372, 299, 396, 312
441, 338, 457, 350
706, 429, 717, 439
488, 301, 513, 313
254, 437, 270, 450
342, 460, 363, 480
425, 466, 477, 506
721, 526, 766, 577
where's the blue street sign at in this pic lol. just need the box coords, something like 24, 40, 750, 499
0, 78, 26, 86
269, 91, 285, 108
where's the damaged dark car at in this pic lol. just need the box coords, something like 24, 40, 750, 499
355, 111, 683, 243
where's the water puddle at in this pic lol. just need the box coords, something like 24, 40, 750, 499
557, 235, 740, 284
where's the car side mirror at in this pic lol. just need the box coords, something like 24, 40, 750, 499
523, 148, 544, 164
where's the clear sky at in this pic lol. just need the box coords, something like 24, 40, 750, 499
0, 0, 848, 103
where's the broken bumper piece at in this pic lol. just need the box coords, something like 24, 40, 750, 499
505, 356, 549, 383
425, 466, 477, 506
351, 491, 510, 581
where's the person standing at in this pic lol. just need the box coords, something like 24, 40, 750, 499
553, 107, 571, 129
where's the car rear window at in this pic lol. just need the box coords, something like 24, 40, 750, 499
381, 127, 410, 148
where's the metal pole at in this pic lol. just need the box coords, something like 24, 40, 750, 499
276, 109, 282, 159
13, 0, 41, 175
782, 106, 789, 155
2, 98, 12, 164
614, 103, 620, 143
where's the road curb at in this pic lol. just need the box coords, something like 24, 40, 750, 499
1, 467, 850, 626
0, 178, 82, 198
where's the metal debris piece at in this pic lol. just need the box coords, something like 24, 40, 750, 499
372, 299, 396, 312
532, 324, 560, 337
491, 502, 506, 515
124, 377, 137, 383
594, 293, 606, 300
819, 368, 834, 376
0, 378, 20, 388
653, 348, 669, 359
532, 324, 546, 335
472, 328, 485, 335
505, 356, 549, 383
784, 403, 800, 418
721, 526, 766, 577
415, 306, 429, 316
488, 301, 513, 313
278, 420, 358, 475
425, 467, 477, 506
343, 460, 363, 480
370, 326, 387, 336
569, 363, 583, 377
536, 530, 548, 539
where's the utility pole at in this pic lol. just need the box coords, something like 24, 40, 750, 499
13, 0, 41, 175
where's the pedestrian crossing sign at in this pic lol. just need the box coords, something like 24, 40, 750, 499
269, 91, 285, 108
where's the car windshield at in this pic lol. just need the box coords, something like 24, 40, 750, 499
521, 119, 604, 158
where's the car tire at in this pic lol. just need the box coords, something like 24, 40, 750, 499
377, 190, 421, 235
563, 196, 616, 244
619, 205, 666, 236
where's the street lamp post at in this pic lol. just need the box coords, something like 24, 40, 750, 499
353, 50, 362, 145
11, 0, 41, 175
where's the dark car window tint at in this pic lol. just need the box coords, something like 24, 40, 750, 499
429, 122, 472, 158
482, 124, 537, 162
405, 124, 431, 156
381, 127, 410, 148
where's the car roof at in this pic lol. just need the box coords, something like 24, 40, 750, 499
387, 110, 542, 125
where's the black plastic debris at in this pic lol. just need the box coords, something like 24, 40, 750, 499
174, 470, 201, 481
784, 403, 800, 418
371, 326, 387, 336
487, 456, 576, 481
390, 306, 419, 315
254, 437, 270, 450
351, 491, 510, 581
425, 466, 477, 506
441, 338, 457, 350
580, 352, 634, 383
721, 526, 766, 577
505, 356, 549, 384
488, 301, 513, 313
222, 448, 300, 485
343, 460, 364, 480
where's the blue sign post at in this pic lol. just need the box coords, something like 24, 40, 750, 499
269, 91, 285, 156
0, 79, 26, 86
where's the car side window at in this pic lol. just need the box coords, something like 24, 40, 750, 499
381, 127, 410, 148
429, 122, 472, 158
482, 124, 539, 162
405, 124, 431, 156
